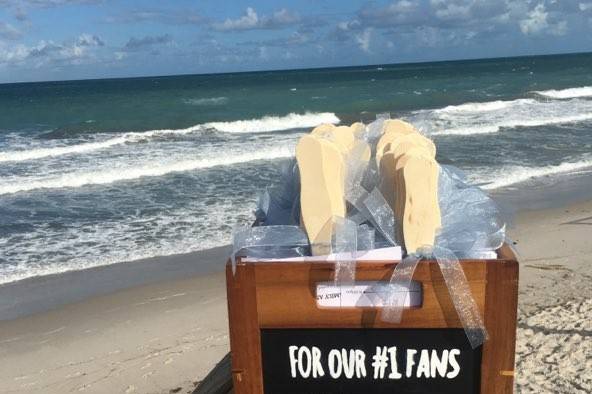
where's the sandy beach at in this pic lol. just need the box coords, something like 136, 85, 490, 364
0, 198, 590, 394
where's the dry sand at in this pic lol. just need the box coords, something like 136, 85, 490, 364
511, 200, 592, 393
0, 199, 590, 393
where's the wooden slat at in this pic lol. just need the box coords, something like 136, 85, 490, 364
255, 260, 487, 328
480, 249, 519, 393
226, 263, 264, 393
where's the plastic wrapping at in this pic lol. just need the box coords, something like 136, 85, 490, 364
356, 224, 375, 251
361, 188, 398, 247
381, 163, 504, 348
233, 116, 506, 348
433, 245, 488, 348
437, 165, 505, 256
364, 114, 390, 150
345, 141, 371, 205
381, 252, 422, 323
332, 217, 357, 285
255, 159, 300, 226
231, 225, 309, 273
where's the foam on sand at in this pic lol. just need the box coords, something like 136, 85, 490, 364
533, 86, 592, 99
0, 146, 293, 195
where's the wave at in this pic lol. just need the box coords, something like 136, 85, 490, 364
202, 112, 339, 133
0, 136, 129, 163
533, 86, 592, 99
435, 99, 535, 114
0, 112, 337, 163
436, 113, 592, 136
0, 200, 239, 285
182, 96, 229, 106
0, 147, 293, 195
476, 157, 592, 190
413, 96, 592, 136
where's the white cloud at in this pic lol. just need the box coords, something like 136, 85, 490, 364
355, 28, 372, 53
105, 8, 201, 25
520, 4, 549, 35
388, 0, 417, 14
217, 7, 258, 31
0, 33, 104, 68
76, 33, 104, 47
123, 34, 173, 51
550, 19, 567, 35
519, 3, 567, 36
580, 2, 592, 12
213, 7, 300, 31
337, 20, 361, 31
431, 0, 472, 21
13, 0, 102, 6
0, 22, 22, 40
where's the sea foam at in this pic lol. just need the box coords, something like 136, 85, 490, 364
474, 156, 592, 190
0, 198, 242, 285
0, 112, 338, 163
436, 113, 592, 136
182, 96, 229, 106
0, 146, 293, 195
202, 112, 339, 133
435, 99, 535, 114
533, 86, 592, 99
415, 96, 592, 136
0, 136, 129, 163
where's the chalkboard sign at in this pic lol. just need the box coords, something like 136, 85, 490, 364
261, 328, 482, 394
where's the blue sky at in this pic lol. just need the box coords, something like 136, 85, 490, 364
0, 0, 591, 83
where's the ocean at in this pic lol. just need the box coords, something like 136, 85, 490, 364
1, 52, 592, 284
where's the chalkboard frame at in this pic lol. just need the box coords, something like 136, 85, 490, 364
226, 244, 518, 394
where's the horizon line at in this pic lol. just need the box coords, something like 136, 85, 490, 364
2, 49, 591, 86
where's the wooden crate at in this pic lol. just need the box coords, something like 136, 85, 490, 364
226, 244, 518, 394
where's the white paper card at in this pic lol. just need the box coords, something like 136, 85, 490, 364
316, 280, 421, 308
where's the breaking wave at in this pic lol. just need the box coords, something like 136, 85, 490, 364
202, 112, 339, 133
414, 97, 592, 136
533, 86, 592, 99
435, 113, 592, 136
434, 99, 535, 114
0, 112, 337, 163
0, 147, 293, 195
0, 136, 129, 163
473, 156, 592, 190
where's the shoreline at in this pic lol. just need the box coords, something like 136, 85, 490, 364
0, 245, 230, 322
0, 183, 591, 392
3, 167, 592, 320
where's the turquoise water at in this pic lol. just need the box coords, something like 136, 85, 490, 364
1, 52, 592, 283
